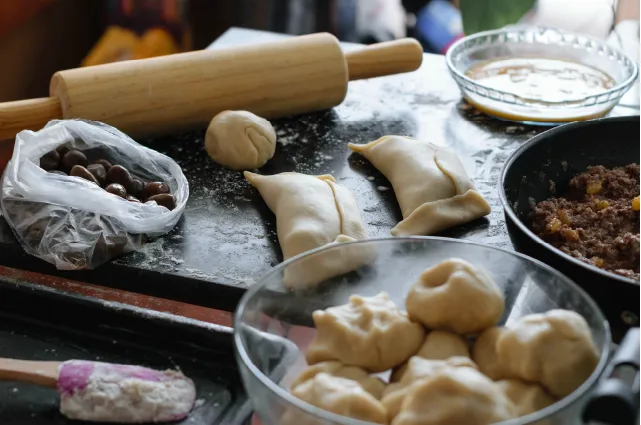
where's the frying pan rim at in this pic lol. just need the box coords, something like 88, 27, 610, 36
499, 115, 640, 288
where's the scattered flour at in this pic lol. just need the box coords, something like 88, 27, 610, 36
505, 126, 524, 133
277, 134, 297, 146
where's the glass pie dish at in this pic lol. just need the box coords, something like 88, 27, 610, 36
234, 237, 613, 425
445, 26, 639, 125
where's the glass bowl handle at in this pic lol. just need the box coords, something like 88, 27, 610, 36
583, 327, 639, 425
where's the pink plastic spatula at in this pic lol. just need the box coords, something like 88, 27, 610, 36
0, 358, 196, 423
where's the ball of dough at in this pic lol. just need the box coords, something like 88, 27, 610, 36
290, 373, 387, 424
392, 367, 517, 425
496, 309, 599, 398
416, 330, 471, 359
391, 330, 470, 382
290, 361, 386, 399
405, 258, 504, 334
472, 327, 510, 380
383, 356, 477, 421
496, 379, 556, 417
204, 110, 276, 170
306, 292, 425, 372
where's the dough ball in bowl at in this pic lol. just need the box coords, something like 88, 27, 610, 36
382, 356, 476, 421
472, 327, 510, 380
205, 110, 276, 170
290, 373, 387, 424
496, 379, 556, 417
416, 330, 470, 359
306, 292, 425, 372
390, 330, 470, 382
393, 366, 517, 425
290, 361, 386, 399
405, 258, 504, 334
496, 309, 599, 398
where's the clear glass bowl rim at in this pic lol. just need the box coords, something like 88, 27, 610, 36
234, 236, 612, 425
445, 25, 639, 107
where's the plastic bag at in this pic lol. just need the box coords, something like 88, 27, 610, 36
0, 119, 188, 270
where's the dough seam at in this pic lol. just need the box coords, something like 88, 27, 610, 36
434, 151, 461, 195
324, 179, 346, 236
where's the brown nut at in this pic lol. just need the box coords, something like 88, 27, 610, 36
107, 165, 134, 192
131, 178, 144, 199
87, 164, 107, 186
61, 149, 88, 172
48, 170, 68, 176
56, 145, 70, 157
95, 159, 113, 172
40, 150, 61, 171
147, 193, 176, 211
126, 195, 141, 203
105, 183, 127, 198
24, 217, 50, 247
143, 181, 170, 200
70, 165, 100, 185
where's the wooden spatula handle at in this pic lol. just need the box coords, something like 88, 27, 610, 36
345, 38, 424, 81
0, 358, 60, 387
0, 97, 62, 141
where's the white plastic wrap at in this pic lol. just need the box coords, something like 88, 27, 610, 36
0, 120, 189, 270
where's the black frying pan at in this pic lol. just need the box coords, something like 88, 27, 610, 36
500, 116, 640, 337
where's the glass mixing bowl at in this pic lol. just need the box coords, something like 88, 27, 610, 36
234, 237, 612, 425
445, 26, 639, 125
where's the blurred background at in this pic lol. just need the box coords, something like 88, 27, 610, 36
0, 0, 638, 103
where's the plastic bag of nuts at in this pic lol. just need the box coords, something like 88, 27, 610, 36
0, 119, 188, 270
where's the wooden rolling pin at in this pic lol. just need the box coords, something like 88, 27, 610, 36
0, 33, 423, 140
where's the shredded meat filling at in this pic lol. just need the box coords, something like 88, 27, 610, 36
530, 164, 640, 280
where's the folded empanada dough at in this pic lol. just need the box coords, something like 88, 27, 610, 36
348, 136, 491, 236
244, 171, 373, 289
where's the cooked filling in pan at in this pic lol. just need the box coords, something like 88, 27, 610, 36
530, 164, 640, 280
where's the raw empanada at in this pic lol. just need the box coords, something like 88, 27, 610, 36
290, 373, 388, 424
392, 367, 517, 425
348, 136, 491, 236
496, 309, 599, 398
290, 361, 386, 399
306, 292, 425, 372
405, 258, 504, 334
244, 171, 373, 289
382, 356, 477, 421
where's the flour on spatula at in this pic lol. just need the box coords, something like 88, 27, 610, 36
57, 360, 196, 423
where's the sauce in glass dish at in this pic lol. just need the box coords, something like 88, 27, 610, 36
465, 58, 616, 102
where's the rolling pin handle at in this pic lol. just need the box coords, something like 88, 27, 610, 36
0, 97, 63, 141
345, 38, 424, 81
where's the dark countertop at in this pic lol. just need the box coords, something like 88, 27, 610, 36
0, 28, 637, 311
